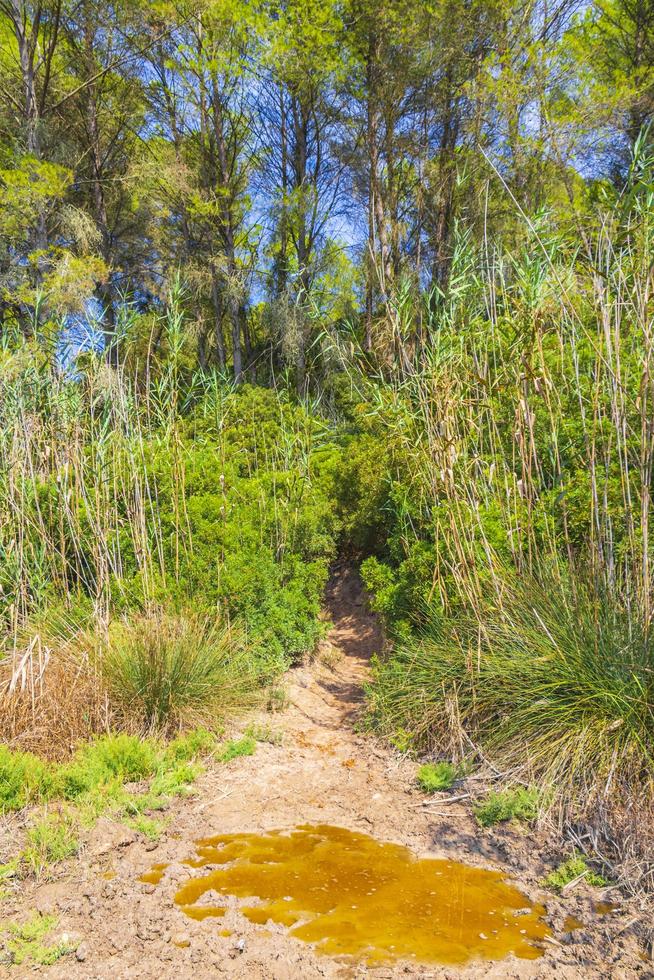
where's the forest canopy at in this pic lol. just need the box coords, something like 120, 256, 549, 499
0, 0, 652, 375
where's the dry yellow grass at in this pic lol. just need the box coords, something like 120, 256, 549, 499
0, 632, 112, 760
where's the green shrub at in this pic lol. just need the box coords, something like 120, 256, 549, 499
474, 787, 540, 827
0, 728, 213, 840
58, 734, 158, 798
4, 914, 75, 966
216, 735, 256, 762
0, 746, 53, 812
23, 813, 80, 876
165, 728, 217, 762
417, 762, 457, 793
543, 854, 608, 892
0, 370, 342, 691
101, 609, 263, 733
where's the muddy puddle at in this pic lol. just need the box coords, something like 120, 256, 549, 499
147, 824, 550, 965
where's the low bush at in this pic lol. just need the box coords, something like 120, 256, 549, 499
543, 854, 608, 892
165, 728, 217, 762
3, 914, 75, 967
0, 729, 214, 816
216, 735, 256, 762
474, 787, 540, 827
0, 746, 53, 811
417, 762, 457, 793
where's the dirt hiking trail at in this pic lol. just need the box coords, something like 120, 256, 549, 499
3, 566, 650, 979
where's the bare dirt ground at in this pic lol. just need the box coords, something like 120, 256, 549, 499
1, 565, 652, 979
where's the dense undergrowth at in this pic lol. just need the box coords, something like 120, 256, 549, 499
1, 147, 654, 903
0, 313, 352, 755
346, 144, 654, 891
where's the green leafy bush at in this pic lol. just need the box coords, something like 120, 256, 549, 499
0, 729, 214, 817
474, 787, 540, 827
58, 734, 158, 798
0, 746, 54, 811
0, 374, 344, 703
417, 762, 457, 793
543, 854, 608, 892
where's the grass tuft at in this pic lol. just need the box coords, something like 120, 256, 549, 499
216, 736, 256, 763
101, 608, 263, 734
4, 913, 75, 966
245, 723, 284, 746
369, 570, 654, 823
0, 746, 54, 812
22, 813, 80, 877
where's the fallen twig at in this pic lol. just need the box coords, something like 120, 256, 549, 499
561, 869, 589, 894
409, 794, 471, 809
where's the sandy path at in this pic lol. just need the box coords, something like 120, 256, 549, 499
3, 566, 649, 979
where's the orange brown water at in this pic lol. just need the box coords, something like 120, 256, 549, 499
168, 824, 549, 965
138, 863, 169, 885
178, 905, 225, 921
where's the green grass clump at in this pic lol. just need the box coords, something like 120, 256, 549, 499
0, 728, 214, 878
0, 746, 54, 812
245, 723, 284, 746
58, 734, 158, 799
216, 736, 256, 762
543, 854, 608, 892
474, 787, 540, 827
3, 913, 75, 966
101, 609, 263, 733
0, 729, 212, 818
127, 815, 167, 840
417, 762, 457, 792
0, 859, 19, 901
133, 762, 202, 813
22, 813, 80, 877
165, 728, 217, 762
368, 571, 654, 820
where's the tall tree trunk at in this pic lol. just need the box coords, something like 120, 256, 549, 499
210, 265, 226, 370
364, 38, 381, 352
83, 24, 117, 363
292, 95, 310, 395
211, 74, 242, 383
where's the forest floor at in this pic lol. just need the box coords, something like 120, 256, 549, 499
1, 566, 651, 979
